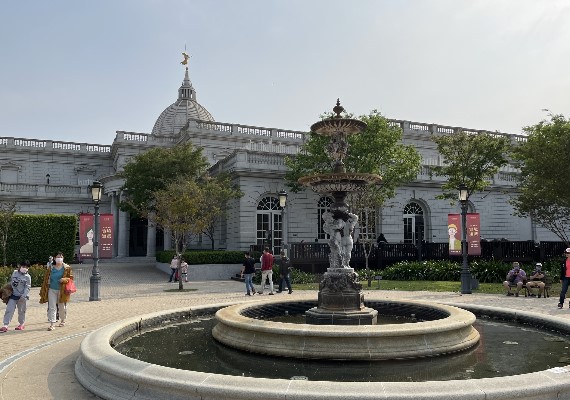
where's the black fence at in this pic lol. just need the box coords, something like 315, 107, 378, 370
266, 240, 570, 274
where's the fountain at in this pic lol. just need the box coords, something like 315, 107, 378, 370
299, 99, 382, 325
212, 101, 479, 359
74, 101, 570, 399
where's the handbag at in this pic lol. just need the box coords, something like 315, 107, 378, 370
65, 279, 77, 294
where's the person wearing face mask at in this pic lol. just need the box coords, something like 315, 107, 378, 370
526, 262, 546, 298
39, 252, 74, 331
1, 261, 32, 332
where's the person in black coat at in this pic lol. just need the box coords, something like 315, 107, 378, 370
277, 250, 293, 294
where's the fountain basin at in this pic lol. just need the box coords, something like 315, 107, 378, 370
75, 295, 570, 400
212, 299, 479, 360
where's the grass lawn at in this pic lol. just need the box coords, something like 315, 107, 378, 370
294, 280, 563, 296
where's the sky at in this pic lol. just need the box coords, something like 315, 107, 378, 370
1, 0, 569, 145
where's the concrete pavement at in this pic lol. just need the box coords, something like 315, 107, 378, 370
1, 261, 570, 399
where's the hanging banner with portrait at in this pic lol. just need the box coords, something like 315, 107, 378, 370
447, 213, 481, 256
79, 213, 114, 259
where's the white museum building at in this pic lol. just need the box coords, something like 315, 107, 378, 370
0, 64, 553, 259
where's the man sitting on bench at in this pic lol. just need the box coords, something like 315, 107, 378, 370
526, 262, 545, 298
503, 262, 526, 297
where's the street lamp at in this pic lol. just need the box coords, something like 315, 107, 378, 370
89, 180, 103, 301
278, 190, 288, 208
278, 190, 288, 254
458, 183, 471, 294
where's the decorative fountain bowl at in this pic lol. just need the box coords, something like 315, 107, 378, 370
310, 118, 368, 135
298, 172, 382, 193
212, 298, 480, 360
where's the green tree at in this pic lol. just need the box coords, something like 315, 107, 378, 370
431, 130, 511, 200
511, 113, 570, 244
286, 110, 420, 285
285, 110, 421, 205
152, 179, 207, 290
120, 143, 209, 214
0, 201, 17, 267
198, 174, 244, 250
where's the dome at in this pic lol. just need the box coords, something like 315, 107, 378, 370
151, 68, 214, 136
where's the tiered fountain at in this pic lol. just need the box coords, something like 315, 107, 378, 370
299, 99, 382, 325
211, 101, 480, 360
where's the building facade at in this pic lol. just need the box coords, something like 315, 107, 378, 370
0, 66, 554, 258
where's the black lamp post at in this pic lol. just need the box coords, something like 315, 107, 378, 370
458, 183, 472, 294
89, 180, 103, 301
278, 190, 288, 253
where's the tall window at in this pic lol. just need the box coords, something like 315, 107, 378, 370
356, 208, 376, 241
403, 202, 424, 244
256, 196, 283, 254
317, 197, 333, 239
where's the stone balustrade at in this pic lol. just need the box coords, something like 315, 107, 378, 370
0, 137, 112, 153
0, 117, 527, 158
0, 182, 87, 197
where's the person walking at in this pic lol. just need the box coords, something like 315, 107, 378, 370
168, 255, 179, 283
180, 258, 189, 283
240, 252, 256, 296
558, 248, 570, 308
259, 248, 275, 295
39, 252, 73, 331
1, 261, 31, 332
277, 250, 292, 294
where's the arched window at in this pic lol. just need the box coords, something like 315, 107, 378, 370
356, 207, 376, 241
317, 197, 333, 239
403, 202, 425, 244
256, 196, 283, 254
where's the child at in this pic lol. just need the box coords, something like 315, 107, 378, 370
180, 259, 189, 283
1, 261, 32, 332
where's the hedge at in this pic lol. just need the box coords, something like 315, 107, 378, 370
376, 258, 563, 283
0, 264, 47, 287
156, 250, 244, 264
0, 214, 76, 266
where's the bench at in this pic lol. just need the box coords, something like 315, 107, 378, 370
509, 275, 552, 298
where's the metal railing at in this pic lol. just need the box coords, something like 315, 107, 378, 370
280, 240, 568, 273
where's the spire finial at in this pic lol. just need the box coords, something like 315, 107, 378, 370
332, 98, 344, 118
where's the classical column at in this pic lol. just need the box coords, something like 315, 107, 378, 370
163, 229, 172, 251
146, 215, 156, 258
118, 192, 129, 257
110, 192, 119, 258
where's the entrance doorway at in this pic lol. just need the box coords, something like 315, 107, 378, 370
129, 217, 147, 256
256, 196, 283, 255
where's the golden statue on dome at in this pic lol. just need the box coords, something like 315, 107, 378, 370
181, 51, 190, 66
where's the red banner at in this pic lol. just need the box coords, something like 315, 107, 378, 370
448, 213, 481, 256
467, 213, 481, 256
79, 213, 114, 259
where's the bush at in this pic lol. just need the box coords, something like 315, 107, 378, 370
0, 214, 76, 265
290, 268, 315, 285
156, 250, 244, 264
0, 264, 46, 287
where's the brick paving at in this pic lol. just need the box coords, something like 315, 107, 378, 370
1, 261, 570, 399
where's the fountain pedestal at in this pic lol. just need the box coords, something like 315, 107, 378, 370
305, 268, 378, 325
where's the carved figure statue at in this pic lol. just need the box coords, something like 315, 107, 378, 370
181, 52, 190, 66
322, 211, 359, 269
322, 211, 343, 269
340, 213, 358, 268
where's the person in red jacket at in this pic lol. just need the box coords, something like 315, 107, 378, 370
259, 248, 275, 295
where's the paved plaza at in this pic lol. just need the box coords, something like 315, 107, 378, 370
1, 260, 570, 399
